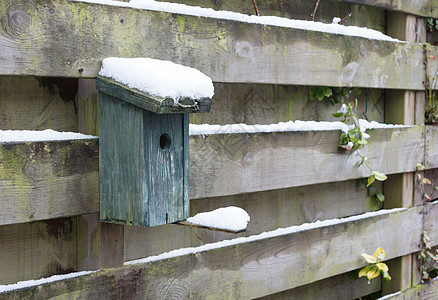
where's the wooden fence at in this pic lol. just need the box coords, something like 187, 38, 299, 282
1, 0, 438, 299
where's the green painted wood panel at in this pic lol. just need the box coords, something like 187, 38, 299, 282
99, 91, 189, 227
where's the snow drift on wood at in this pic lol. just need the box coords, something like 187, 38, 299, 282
0, 130, 96, 143
189, 120, 410, 135
75, 0, 401, 42
186, 206, 250, 232
99, 57, 214, 101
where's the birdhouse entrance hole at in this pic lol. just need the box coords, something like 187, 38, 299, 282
160, 133, 171, 150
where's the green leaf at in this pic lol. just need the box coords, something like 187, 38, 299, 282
367, 175, 375, 187
332, 112, 343, 118
310, 86, 332, 101
368, 185, 377, 196
382, 270, 392, 281
376, 193, 385, 202
372, 171, 387, 182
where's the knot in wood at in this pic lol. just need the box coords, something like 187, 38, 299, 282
7, 9, 33, 37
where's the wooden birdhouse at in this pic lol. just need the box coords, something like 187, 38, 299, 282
96, 58, 213, 227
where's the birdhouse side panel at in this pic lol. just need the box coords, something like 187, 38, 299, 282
99, 93, 146, 226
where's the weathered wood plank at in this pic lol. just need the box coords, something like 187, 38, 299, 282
0, 76, 78, 131
426, 125, 438, 169
0, 0, 425, 89
0, 139, 99, 225
125, 179, 380, 260
0, 207, 422, 299
257, 271, 381, 300
345, 0, 438, 18
189, 126, 424, 199
0, 218, 77, 285
190, 84, 385, 125
154, 0, 387, 33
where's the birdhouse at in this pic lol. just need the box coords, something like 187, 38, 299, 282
96, 58, 213, 227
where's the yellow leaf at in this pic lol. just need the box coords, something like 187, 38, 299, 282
367, 266, 380, 280
377, 262, 389, 272
361, 253, 377, 263
359, 265, 373, 278
373, 247, 385, 261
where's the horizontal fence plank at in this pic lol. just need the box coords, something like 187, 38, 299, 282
257, 271, 381, 300
189, 126, 424, 199
426, 125, 438, 169
0, 139, 99, 225
125, 179, 380, 261
153, 0, 387, 33
190, 84, 385, 125
0, 207, 422, 299
0, 0, 425, 89
0, 218, 77, 285
0, 127, 423, 225
345, 0, 438, 18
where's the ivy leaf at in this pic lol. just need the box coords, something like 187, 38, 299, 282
372, 171, 387, 182
376, 262, 389, 272
416, 163, 426, 171
421, 178, 432, 185
359, 265, 373, 278
361, 253, 377, 264
309, 86, 332, 101
382, 270, 392, 281
373, 247, 386, 261
367, 266, 381, 280
376, 193, 385, 202
367, 175, 375, 187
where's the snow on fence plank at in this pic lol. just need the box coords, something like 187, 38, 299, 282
0, 207, 422, 299
0, 0, 425, 89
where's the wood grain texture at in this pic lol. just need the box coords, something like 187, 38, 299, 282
190, 84, 385, 125
0, 218, 77, 285
0, 0, 425, 89
0, 76, 78, 131
189, 126, 425, 199
345, 0, 438, 18
0, 207, 422, 299
0, 139, 99, 226
257, 271, 381, 300
426, 125, 438, 168
125, 179, 380, 260
153, 0, 386, 32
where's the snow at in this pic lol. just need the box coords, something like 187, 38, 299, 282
74, 0, 401, 42
377, 291, 402, 300
0, 130, 96, 143
125, 208, 406, 266
186, 206, 250, 232
189, 120, 410, 136
0, 271, 96, 293
99, 57, 214, 101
